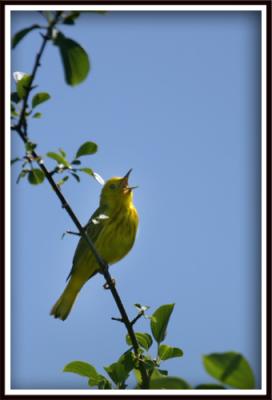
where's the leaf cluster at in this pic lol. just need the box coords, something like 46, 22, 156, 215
63, 303, 256, 390
12, 140, 99, 187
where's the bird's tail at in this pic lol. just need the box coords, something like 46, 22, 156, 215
50, 278, 81, 321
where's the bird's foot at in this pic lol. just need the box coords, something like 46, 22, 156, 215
103, 278, 116, 290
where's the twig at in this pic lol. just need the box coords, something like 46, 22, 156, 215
12, 12, 149, 389
111, 317, 124, 323
130, 311, 145, 326
65, 230, 81, 237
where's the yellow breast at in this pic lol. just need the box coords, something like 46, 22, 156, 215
95, 205, 139, 265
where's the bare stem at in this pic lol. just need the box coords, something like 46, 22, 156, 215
12, 12, 149, 389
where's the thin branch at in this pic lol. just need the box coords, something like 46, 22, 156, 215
111, 317, 124, 323
131, 311, 145, 326
12, 13, 149, 389
65, 230, 81, 237
17, 12, 62, 132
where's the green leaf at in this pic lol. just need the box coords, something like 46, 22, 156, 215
62, 11, 80, 25
12, 24, 40, 49
63, 361, 98, 378
71, 172, 80, 182
54, 31, 90, 86
158, 369, 168, 376
40, 11, 53, 23
17, 74, 32, 100
11, 157, 21, 165
11, 92, 20, 103
79, 167, 94, 176
150, 368, 165, 380
76, 141, 98, 158
118, 350, 135, 373
32, 92, 51, 108
28, 169, 45, 185
158, 344, 183, 361
195, 383, 226, 389
104, 361, 129, 386
11, 103, 18, 117
97, 378, 112, 389
71, 159, 81, 165
25, 142, 37, 152
59, 148, 66, 157
150, 375, 190, 389
203, 352, 255, 389
32, 112, 42, 119
126, 332, 153, 351
47, 152, 70, 168
16, 169, 29, 183
133, 369, 142, 386
88, 374, 112, 389
151, 304, 175, 343
57, 176, 69, 187
142, 357, 156, 371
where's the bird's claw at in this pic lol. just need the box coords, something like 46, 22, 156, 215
103, 278, 116, 290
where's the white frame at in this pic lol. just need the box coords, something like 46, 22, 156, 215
5, 4, 267, 396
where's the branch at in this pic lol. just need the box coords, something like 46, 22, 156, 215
12, 13, 149, 389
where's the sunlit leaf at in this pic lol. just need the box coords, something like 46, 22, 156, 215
32, 92, 51, 108
13, 71, 27, 82
80, 167, 93, 177
104, 361, 129, 386
32, 112, 42, 119
203, 352, 255, 389
158, 344, 183, 361
54, 31, 90, 86
16, 73, 32, 99
126, 332, 153, 351
118, 350, 135, 373
12, 24, 41, 48
76, 141, 98, 158
64, 361, 98, 378
59, 148, 66, 157
47, 152, 70, 167
151, 304, 175, 343
57, 176, 69, 187
16, 169, 29, 183
93, 171, 105, 185
88, 374, 112, 389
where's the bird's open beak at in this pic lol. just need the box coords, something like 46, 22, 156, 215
121, 168, 132, 188
121, 169, 138, 192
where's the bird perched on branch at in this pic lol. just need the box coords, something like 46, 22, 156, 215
50, 169, 139, 320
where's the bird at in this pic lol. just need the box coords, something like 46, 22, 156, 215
50, 169, 139, 320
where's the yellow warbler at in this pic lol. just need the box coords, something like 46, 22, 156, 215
50, 169, 138, 320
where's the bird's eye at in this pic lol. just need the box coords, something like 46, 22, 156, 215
109, 183, 116, 190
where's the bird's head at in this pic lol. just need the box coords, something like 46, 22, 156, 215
100, 169, 137, 209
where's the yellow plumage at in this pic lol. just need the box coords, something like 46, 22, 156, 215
50, 170, 138, 320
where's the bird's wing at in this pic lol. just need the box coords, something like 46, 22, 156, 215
66, 205, 109, 280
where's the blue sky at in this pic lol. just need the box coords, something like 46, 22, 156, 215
11, 10, 261, 389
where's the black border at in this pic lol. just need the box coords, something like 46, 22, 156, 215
1, 1, 271, 399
